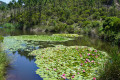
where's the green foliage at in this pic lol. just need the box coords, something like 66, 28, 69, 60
91, 21, 101, 28
0, 36, 9, 80
78, 21, 83, 26
80, 14, 89, 18
0, 1, 7, 7
102, 17, 120, 42
109, 7, 116, 16
82, 21, 91, 27
70, 15, 80, 23
103, 17, 120, 33
2, 23, 15, 29
92, 12, 100, 20
101, 16, 107, 20
7, 35, 72, 42
59, 16, 66, 22
66, 25, 74, 33
0, 52, 8, 80
66, 19, 74, 25
46, 10, 52, 16
0, 36, 4, 42
54, 22, 67, 32
53, 34, 82, 37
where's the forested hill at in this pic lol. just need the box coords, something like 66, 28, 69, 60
0, 1, 7, 7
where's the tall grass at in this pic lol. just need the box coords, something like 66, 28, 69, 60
98, 46, 120, 80
0, 52, 9, 80
0, 36, 9, 80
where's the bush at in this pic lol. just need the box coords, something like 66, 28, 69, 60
80, 14, 89, 18
66, 25, 74, 33
59, 16, 66, 22
102, 17, 120, 42
54, 22, 67, 32
78, 21, 83, 26
103, 17, 120, 33
78, 16, 87, 21
64, 8, 71, 19
2, 23, 15, 29
92, 12, 100, 20
84, 10, 90, 15
71, 15, 79, 23
82, 21, 91, 27
46, 10, 52, 16
91, 21, 100, 28
66, 19, 74, 25
0, 35, 4, 42
101, 16, 107, 20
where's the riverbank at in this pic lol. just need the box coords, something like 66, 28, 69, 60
0, 52, 9, 80
0, 36, 9, 80
2, 16, 120, 45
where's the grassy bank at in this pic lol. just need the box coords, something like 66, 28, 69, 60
0, 36, 9, 80
0, 52, 8, 80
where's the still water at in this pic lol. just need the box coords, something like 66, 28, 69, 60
0, 28, 119, 80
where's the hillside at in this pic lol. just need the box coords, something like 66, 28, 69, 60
0, 1, 7, 7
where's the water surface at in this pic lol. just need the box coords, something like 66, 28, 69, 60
0, 28, 119, 80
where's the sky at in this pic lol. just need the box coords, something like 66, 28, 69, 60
0, 0, 18, 4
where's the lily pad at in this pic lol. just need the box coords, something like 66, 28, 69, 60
8, 35, 72, 41
30, 45, 109, 80
52, 34, 82, 38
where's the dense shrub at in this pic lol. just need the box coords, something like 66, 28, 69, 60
81, 14, 89, 18
66, 25, 74, 33
59, 16, 66, 22
102, 17, 120, 42
78, 21, 83, 26
92, 12, 100, 19
103, 17, 120, 33
66, 19, 74, 25
46, 10, 52, 16
54, 22, 67, 32
2, 23, 15, 28
70, 15, 80, 23
78, 17, 87, 21
82, 21, 91, 27
91, 21, 100, 28
101, 16, 107, 20
64, 8, 71, 19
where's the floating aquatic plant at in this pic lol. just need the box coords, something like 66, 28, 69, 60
30, 45, 109, 80
52, 34, 82, 38
2, 35, 73, 52
2, 37, 27, 52
8, 35, 72, 41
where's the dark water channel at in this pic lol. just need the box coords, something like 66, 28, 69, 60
0, 28, 120, 80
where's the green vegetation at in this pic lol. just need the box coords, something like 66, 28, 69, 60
52, 34, 82, 37
0, 0, 120, 79
3, 34, 78, 52
8, 35, 72, 41
0, 1, 7, 7
0, 36, 4, 41
0, 0, 119, 44
0, 0, 119, 33
2, 23, 15, 29
3, 37, 28, 52
100, 17, 120, 43
0, 36, 9, 80
30, 45, 109, 80
0, 52, 8, 80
